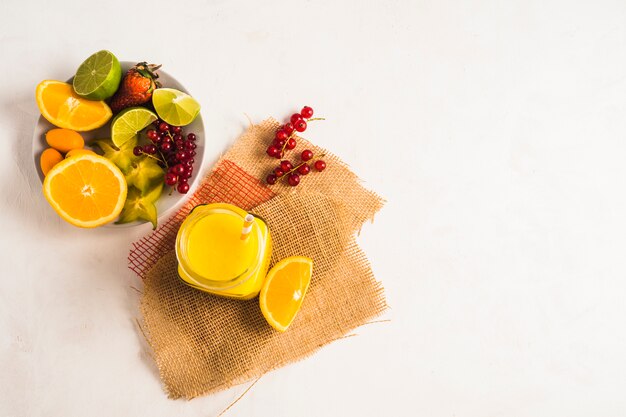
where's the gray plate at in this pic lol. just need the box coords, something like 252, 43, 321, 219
32, 61, 205, 227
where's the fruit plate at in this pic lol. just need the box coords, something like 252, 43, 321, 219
32, 61, 205, 228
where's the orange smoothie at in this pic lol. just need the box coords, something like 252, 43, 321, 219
176, 203, 272, 299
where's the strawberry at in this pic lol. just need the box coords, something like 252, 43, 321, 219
109, 62, 161, 113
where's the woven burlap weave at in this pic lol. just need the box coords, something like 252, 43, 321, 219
130, 119, 386, 399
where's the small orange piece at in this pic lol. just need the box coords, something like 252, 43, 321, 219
36, 80, 112, 131
45, 128, 85, 153
40, 148, 63, 176
42, 154, 127, 228
259, 256, 313, 332
65, 148, 95, 158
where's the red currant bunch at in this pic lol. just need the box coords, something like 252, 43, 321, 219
266, 106, 323, 159
265, 149, 327, 186
133, 119, 199, 194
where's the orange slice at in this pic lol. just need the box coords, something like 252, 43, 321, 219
42, 154, 127, 228
36, 80, 112, 131
260, 256, 313, 332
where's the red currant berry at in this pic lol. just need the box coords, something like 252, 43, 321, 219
267, 145, 281, 158
158, 122, 170, 132
161, 142, 172, 152
290, 113, 303, 124
274, 167, 285, 177
275, 129, 288, 141
177, 182, 190, 194
295, 120, 307, 132
147, 129, 158, 141
133, 146, 143, 156
184, 141, 195, 151
173, 134, 183, 142
314, 160, 327, 171
286, 138, 297, 150
186, 158, 195, 165
162, 136, 172, 144
171, 126, 182, 134
280, 160, 293, 171
273, 138, 286, 148
176, 151, 187, 161
173, 164, 185, 175
288, 173, 301, 186
266, 174, 277, 185
183, 166, 193, 179
165, 172, 178, 186
284, 123, 295, 135
187, 133, 196, 141
144, 144, 157, 154
189, 150, 196, 157
298, 163, 311, 175
301, 149, 313, 161
301, 106, 314, 118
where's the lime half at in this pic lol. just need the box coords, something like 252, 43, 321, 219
152, 88, 200, 126
111, 107, 158, 147
73, 50, 122, 100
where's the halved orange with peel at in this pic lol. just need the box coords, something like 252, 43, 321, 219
36, 80, 112, 131
43, 154, 127, 228
260, 256, 313, 332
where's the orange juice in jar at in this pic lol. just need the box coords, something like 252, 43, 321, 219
175, 203, 272, 299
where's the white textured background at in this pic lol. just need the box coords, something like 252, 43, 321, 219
2, 0, 626, 416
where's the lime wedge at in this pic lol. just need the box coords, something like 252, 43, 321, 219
73, 50, 122, 100
152, 88, 200, 126
111, 107, 158, 147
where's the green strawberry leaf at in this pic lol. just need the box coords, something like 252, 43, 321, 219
116, 183, 163, 229
94, 137, 137, 174
124, 156, 164, 194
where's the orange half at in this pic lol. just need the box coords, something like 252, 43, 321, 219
259, 256, 313, 332
43, 154, 127, 228
36, 80, 112, 131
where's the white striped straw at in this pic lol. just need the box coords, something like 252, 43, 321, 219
240, 214, 255, 240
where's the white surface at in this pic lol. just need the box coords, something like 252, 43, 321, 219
1, 0, 626, 416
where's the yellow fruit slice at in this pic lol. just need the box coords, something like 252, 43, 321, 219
259, 256, 313, 332
36, 80, 112, 131
42, 154, 127, 228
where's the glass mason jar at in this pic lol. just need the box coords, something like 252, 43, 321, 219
175, 203, 272, 300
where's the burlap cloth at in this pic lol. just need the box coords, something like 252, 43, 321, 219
129, 119, 386, 399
